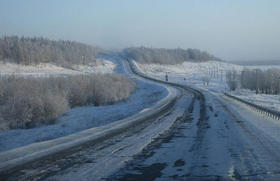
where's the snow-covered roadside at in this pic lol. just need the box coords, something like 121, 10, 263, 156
135, 60, 243, 94
0, 59, 115, 77
0, 55, 171, 152
135, 60, 243, 83
135, 61, 280, 112
0, 86, 176, 175
135, 59, 280, 147
229, 89, 280, 112
219, 93, 280, 144
0, 77, 168, 152
44, 90, 189, 181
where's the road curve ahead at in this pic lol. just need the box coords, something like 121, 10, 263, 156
1, 54, 280, 181
108, 56, 280, 181
0, 54, 198, 181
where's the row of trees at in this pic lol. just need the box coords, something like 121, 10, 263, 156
226, 68, 280, 94
0, 36, 100, 67
241, 68, 280, 94
124, 47, 221, 64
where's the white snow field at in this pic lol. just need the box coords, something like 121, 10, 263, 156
135, 61, 280, 112
0, 59, 115, 77
135, 60, 243, 92
0, 56, 169, 152
134, 60, 280, 142
230, 89, 280, 112
245, 65, 280, 70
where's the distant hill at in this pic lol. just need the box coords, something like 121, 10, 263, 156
230, 60, 280, 66
0, 36, 101, 67
124, 47, 221, 64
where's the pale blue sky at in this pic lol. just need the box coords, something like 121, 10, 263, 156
0, 0, 279, 61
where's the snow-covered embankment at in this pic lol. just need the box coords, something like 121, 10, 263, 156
0, 85, 178, 175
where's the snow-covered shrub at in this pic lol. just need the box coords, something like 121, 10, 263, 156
0, 74, 136, 130
0, 77, 69, 129
63, 74, 136, 107
89, 74, 136, 105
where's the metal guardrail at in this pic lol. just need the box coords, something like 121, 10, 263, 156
224, 93, 280, 120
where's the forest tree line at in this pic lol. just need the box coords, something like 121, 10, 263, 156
0, 36, 100, 67
124, 47, 221, 64
226, 68, 280, 94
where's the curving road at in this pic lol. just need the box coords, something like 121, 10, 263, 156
2, 53, 280, 181
0, 53, 199, 181
109, 56, 280, 181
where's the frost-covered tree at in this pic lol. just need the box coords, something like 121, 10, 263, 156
0, 36, 101, 67
240, 68, 280, 94
124, 47, 221, 64
226, 70, 238, 91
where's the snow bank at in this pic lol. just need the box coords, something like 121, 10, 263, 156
230, 89, 280, 112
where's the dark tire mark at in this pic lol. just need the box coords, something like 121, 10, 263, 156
173, 159, 185, 167
113, 163, 167, 181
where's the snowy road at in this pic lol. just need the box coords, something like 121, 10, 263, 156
0, 54, 193, 180
2, 54, 280, 181
111, 91, 280, 180
108, 60, 280, 180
